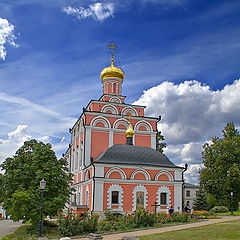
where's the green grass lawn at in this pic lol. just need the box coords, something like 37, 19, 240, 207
1, 222, 60, 240
139, 220, 240, 240
216, 210, 240, 216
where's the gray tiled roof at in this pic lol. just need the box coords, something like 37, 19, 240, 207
94, 144, 181, 168
184, 183, 199, 188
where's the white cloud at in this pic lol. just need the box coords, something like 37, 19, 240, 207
0, 125, 31, 164
134, 80, 240, 145
0, 18, 18, 60
183, 163, 203, 184
134, 79, 240, 184
36, 136, 50, 143
8, 125, 31, 144
63, 2, 114, 22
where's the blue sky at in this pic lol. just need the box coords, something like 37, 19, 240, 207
0, 0, 240, 183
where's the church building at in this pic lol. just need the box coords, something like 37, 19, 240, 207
65, 43, 184, 214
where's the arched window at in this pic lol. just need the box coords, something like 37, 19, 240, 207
113, 83, 117, 93
77, 191, 81, 205
86, 191, 89, 206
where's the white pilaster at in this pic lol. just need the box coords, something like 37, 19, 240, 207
95, 165, 104, 177
174, 182, 183, 212
85, 126, 92, 166
151, 133, 157, 150
109, 130, 114, 147
94, 180, 104, 211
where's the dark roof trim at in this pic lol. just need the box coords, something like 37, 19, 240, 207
94, 162, 184, 169
84, 111, 159, 120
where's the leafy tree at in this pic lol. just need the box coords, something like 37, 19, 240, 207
206, 194, 218, 209
193, 186, 209, 210
200, 122, 240, 210
0, 173, 4, 203
156, 131, 166, 153
0, 139, 73, 223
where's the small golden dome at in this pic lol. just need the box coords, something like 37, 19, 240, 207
125, 123, 134, 137
100, 61, 124, 80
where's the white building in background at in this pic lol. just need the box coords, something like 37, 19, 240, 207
0, 205, 6, 218
183, 183, 199, 208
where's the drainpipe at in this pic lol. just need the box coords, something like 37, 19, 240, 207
182, 163, 188, 211
91, 157, 96, 213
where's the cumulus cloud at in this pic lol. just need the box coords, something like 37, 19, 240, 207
0, 125, 31, 164
134, 79, 240, 184
134, 80, 240, 144
182, 163, 203, 184
63, 2, 114, 22
8, 125, 31, 144
0, 18, 18, 60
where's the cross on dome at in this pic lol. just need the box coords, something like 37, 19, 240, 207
107, 41, 118, 66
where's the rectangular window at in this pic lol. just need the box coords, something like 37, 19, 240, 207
160, 193, 167, 205
111, 191, 119, 204
186, 190, 191, 197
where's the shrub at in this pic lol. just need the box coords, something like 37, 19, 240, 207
58, 211, 99, 236
104, 209, 123, 221
155, 212, 191, 224
133, 209, 155, 227
210, 206, 229, 213
170, 212, 190, 222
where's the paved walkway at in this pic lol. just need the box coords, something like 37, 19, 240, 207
76, 216, 240, 240
0, 220, 22, 239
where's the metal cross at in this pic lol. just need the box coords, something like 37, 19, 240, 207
151, 201, 161, 214
107, 41, 118, 65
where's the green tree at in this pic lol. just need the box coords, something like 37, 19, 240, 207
193, 186, 209, 210
156, 131, 167, 153
0, 139, 73, 223
200, 122, 240, 210
0, 173, 4, 203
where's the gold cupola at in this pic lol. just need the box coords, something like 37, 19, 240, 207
125, 123, 134, 137
100, 60, 124, 80
100, 41, 124, 80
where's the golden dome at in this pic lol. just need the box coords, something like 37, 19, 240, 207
125, 123, 134, 137
100, 60, 124, 80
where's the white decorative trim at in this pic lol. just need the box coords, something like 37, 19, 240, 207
101, 104, 118, 114
132, 185, 148, 211
122, 106, 138, 117
90, 116, 111, 128
109, 96, 121, 103
130, 168, 151, 181
156, 186, 171, 212
155, 170, 174, 181
113, 118, 129, 129
107, 184, 123, 211
105, 167, 127, 179
134, 120, 153, 131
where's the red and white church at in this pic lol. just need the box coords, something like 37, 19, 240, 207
65, 44, 185, 215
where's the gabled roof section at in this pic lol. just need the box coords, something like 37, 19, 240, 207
94, 144, 182, 168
